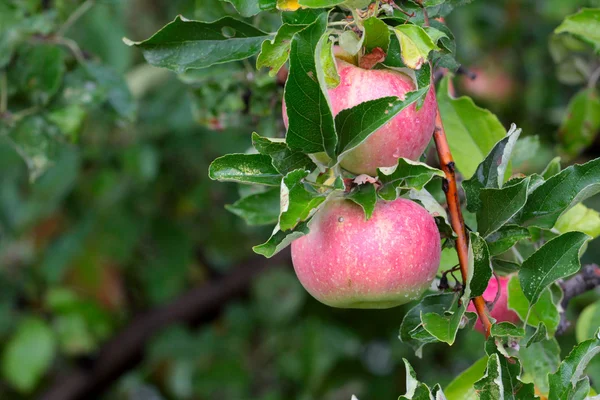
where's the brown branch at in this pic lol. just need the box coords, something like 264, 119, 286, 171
556, 264, 600, 335
40, 250, 290, 400
433, 111, 493, 338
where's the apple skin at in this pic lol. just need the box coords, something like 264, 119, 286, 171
291, 197, 441, 309
468, 276, 521, 333
283, 58, 438, 176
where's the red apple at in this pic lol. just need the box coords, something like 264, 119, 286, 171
283, 58, 438, 176
291, 197, 441, 308
468, 275, 521, 333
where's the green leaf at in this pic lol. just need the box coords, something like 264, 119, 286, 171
542, 157, 562, 180
14, 44, 65, 106
226, 188, 280, 225
318, 32, 340, 89
409, 188, 453, 237
554, 203, 600, 239
209, 153, 282, 186
363, 17, 391, 53
548, 330, 600, 400
257, 24, 305, 76
221, 0, 261, 17
284, 13, 337, 159
445, 357, 488, 400
576, 301, 600, 343
393, 24, 439, 69
299, 0, 344, 7
486, 225, 531, 256
477, 177, 530, 238
1, 317, 56, 393
253, 220, 310, 257
469, 232, 492, 298
335, 89, 429, 161
554, 8, 600, 53
279, 169, 327, 231
492, 259, 521, 275
558, 88, 600, 159
462, 124, 521, 213
421, 295, 465, 345
282, 9, 322, 25
339, 29, 364, 56
377, 158, 444, 201
473, 354, 503, 400
525, 322, 549, 347
519, 232, 589, 306
518, 156, 600, 229
347, 184, 377, 220
491, 322, 525, 338
125, 16, 270, 72
399, 359, 437, 400
519, 338, 561, 395
507, 277, 561, 335
84, 61, 137, 121
252, 133, 316, 175
437, 76, 507, 178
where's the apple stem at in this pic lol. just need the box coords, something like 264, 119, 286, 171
432, 110, 494, 338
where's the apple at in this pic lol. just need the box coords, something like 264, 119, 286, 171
468, 275, 521, 333
283, 58, 438, 176
291, 197, 441, 308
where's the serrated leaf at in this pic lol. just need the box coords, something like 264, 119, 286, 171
299, 0, 344, 7
335, 89, 429, 162
221, 0, 261, 17
507, 277, 561, 335
226, 188, 280, 225
252, 133, 316, 175
554, 8, 600, 53
393, 24, 439, 69
463, 124, 521, 213
558, 88, 600, 159
399, 359, 435, 400
1, 317, 56, 393
519, 338, 561, 395
282, 8, 322, 24
548, 330, 600, 400
347, 183, 377, 220
554, 202, 600, 239
437, 76, 507, 178
284, 13, 337, 159
518, 158, 600, 228
485, 225, 531, 256
445, 357, 488, 400
377, 157, 444, 200
363, 17, 390, 53
209, 153, 282, 186
421, 295, 465, 345
279, 169, 327, 231
469, 232, 492, 298
125, 16, 270, 72
253, 220, 310, 257
477, 177, 530, 238
519, 231, 589, 306
257, 24, 305, 76
474, 354, 503, 400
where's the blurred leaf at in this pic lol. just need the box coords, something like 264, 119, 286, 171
363, 17, 390, 53
519, 338, 561, 396
507, 276, 561, 335
252, 133, 316, 175
284, 12, 337, 159
47, 104, 87, 140
548, 330, 600, 400
485, 225, 530, 256
126, 16, 270, 72
222, 0, 261, 17
84, 61, 137, 121
377, 158, 444, 201
555, 8, 600, 53
558, 88, 600, 159
519, 158, 600, 228
554, 203, 600, 239
13, 43, 65, 105
519, 231, 588, 305
542, 157, 562, 180
393, 24, 439, 69
252, 269, 306, 325
469, 232, 491, 298
279, 169, 326, 231
462, 124, 520, 213
257, 24, 305, 76
336, 90, 429, 162
253, 219, 310, 257
437, 76, 506, 178
209, 153, 282, 186
477, 177, 530, 238
445, 357, 488, 400
226, 187, 280, 225
576, 300, 600, 343
348, 183, 377, 220
1, 317, 56, 393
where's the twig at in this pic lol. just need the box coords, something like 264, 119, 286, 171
57, 0, 95, 37
433, 111, 493, 338
556, 264, 600, 335
40, 250, 290, 400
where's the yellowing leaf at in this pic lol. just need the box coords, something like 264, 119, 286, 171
277, 0, 301, 10
393, 25, 439, 70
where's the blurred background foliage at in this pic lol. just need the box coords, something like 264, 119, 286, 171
0, 0, 599, 399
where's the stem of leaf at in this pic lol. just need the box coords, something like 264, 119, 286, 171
0, 71, 7, 114
588, 65, 600, 89
57, 0, 95, 37
511, 247, 524, 264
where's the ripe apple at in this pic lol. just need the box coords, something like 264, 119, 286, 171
283, 58, 438, 176
291, 197, 441, 308
468, 275, 521, 333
